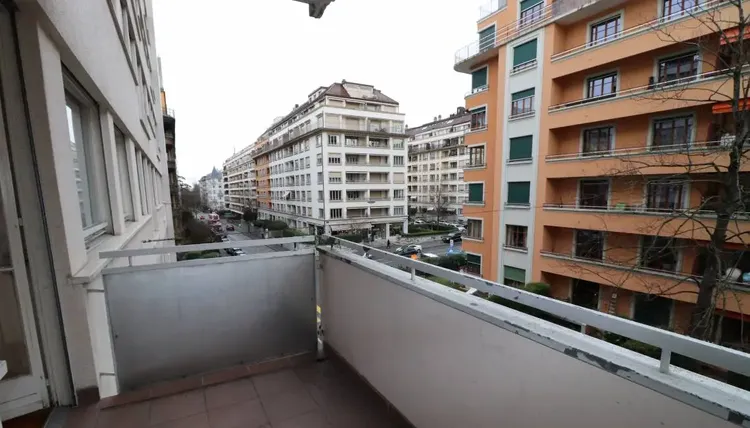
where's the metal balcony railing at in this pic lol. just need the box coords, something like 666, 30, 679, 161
551, 0, 732, 61
543, 202, 750, 219
478, 0, 507, 20
549, 69, 739, 112
545, 140, 728, 161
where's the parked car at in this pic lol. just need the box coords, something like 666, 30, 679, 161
233, 249, 245, 256
221, 237, 230, 243
413, 219, 425, 225
226, 224, 235, 231
442, 231, 463, 243
395, 244, 423, 256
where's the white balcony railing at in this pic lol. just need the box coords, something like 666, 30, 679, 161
545, 140, 728, 161
91, 237, 750, 427
478, 0, 507, 20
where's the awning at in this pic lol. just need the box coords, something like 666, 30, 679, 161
330, 223, 372, 232
721, 26, 750, 45
712, 98, 750, 114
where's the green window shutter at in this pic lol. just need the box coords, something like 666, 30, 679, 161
507, 182, 530, 204
468, 183, 484, 202
509, 136, 533, 161
520, 0, 543, 11
512, 88, 535, 101
504, 266, 526, 283
472, 68, 488, 90
478, 26, 495, 49
467, 254, 482, 265
513, 39, 537, 67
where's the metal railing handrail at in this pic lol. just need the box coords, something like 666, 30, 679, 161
549, 68, 734, 112
478, 0, 507, 20
551, 0, 732, 61
545, 140, 728, 161
322, 236, 750, 377
100, 236, 315, 261
543, 202, 750, 219
540, 249, 750, 292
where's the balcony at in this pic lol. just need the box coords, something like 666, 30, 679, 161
541, 203, 750, 244
539, 249, 748, 312
547, 69, 745, 128
77, 237, 750, 428
550, 0, 741, 78
544, 141, 741, 178
478, 0, 507, 21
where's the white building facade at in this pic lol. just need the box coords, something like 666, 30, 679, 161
254, 81, 409, 239
199, 167, 224, 212
222, 144, 257, 214
0, 0, 173, 420
407, 109, 471, 219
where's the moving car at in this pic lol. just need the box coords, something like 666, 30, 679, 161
233, 249, 245, 256
226, 224, 235, 231
421, 252, 439, 259
221, 237, 230, 243
442, 231, 463, 243
395, 244, 422, 256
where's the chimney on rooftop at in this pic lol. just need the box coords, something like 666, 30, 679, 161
457, 107, 466, 115
438, 115, 442, 120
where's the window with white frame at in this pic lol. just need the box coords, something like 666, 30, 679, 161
394, 206, 404, 215
65, 86, 110, 242
393, 155, 404, 166
136, 151, 148, 215
330, 208, 343, 219
114, 128, 134, 221
467, 219, 483, 239
328, 135, 339, 146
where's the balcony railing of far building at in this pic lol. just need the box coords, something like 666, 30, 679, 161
548, 68, 742, 112
408, 138, 463, 154
162, 107, 175, 118
456, 0, 731, 66
255, 121, 406, 158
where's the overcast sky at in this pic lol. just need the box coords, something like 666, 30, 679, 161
153, 0, 482, 184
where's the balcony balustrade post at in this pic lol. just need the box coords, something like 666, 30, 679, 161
660, 349, 672, 373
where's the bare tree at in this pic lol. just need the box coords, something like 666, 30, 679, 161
552, 1, 750, 343
430, 177, 450, 224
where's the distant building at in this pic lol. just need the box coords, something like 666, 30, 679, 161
160, 64, 178, 226
199, 167, 224, 211
223, 144, 257, 214
252, 80, 408, 239
407, 108, 471, 219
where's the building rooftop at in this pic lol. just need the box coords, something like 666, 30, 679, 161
407, 108, 471, 137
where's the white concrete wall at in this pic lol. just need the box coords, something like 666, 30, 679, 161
14, 0, 173, 401
320, 251, 743, 428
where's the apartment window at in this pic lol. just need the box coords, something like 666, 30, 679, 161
505, 225, 528, 249
509, 136, 533, 161
306, 158, 310, 168
575, 230, 604, 260
346, 190, 361, 201
582, 127, 614, 155
478, 25, 495, 51
329, 172, 342, 184
512, 39, 537, 72
65, 90, 110, 239
507, 182, 530, 205
662, 0, 697, 18
394, 156, 404, 166
633, 294, 672, 328
317, 172, 323, 183
328, 135, 339, 146
306, 174, 311, 185
318, 209, 324, 218
646, 180, 685, 211
470, 107, 487, 130
471, 67, 488, 92
652, 115, 693, 149
579, 179, 609, 208
511, 88, 534, 117
571, 280, 600, 310
329, 190, 341, 201
468, 183, 484, 203
316, 153, 322, 165
394, 189, 404, 199
587, 73, 617, 99
504, 266, 526, 288
466, 254, 482, 275
316, 135, 322, 146
394, 206, 404, 216
658, 52, 699, 83
330, 208, 342, 219
114, 128, 134, 221
590, 15, 621, 45
468, 146, 485, 167
136, 152, 148, 215
467, 219, 483, 240
318, 190, 323, 201
519, 0, 544, 27
328, 154, 341, 165
641, 236, 680, 272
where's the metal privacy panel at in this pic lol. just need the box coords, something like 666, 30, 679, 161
104, 254, 316, 391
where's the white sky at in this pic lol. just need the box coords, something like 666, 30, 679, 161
153, 0, 483, 184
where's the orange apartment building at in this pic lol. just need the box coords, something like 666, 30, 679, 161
456, 0, 749, 341
254, 137, 272, 211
